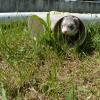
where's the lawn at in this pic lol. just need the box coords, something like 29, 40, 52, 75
0, 20, 100, 100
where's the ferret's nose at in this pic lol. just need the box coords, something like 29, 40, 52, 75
62, 30, 68, 34
63, 30, 68, 33
62, 27, 68, 34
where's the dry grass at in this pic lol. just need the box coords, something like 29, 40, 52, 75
0, 21, 100, 100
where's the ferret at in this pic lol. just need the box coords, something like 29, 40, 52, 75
61, 16, 79, 36
53, 15, 86, 46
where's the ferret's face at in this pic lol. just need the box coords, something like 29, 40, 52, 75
61, 16, 79, 36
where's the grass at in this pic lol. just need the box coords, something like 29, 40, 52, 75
0, 19, 100, 100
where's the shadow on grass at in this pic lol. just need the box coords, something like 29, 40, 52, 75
78, 23, 100, 56
77, 32, 95, 55
41, 23, 100, 58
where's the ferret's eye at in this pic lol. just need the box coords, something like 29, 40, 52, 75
68, 25, 74, 30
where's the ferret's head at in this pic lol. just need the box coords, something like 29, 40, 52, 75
61, 16, 79, 36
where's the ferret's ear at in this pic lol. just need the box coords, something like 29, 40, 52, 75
73, 16, 79, 26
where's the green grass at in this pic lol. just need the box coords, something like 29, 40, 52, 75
0, 20, 100, 100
